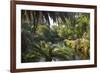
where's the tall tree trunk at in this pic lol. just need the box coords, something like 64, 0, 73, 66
24, 10, 30, 24
33, 12, 37, 33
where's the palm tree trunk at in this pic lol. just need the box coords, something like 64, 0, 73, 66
24, 10, 30, 24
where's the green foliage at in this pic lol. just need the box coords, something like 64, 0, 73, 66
52, 43, 75, 60
21, 11, 90, 62
36, 24, 50, 36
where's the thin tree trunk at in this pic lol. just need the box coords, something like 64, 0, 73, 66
24, 10, 30, 24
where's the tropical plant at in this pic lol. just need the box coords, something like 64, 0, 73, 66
21, 10, 90, 62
